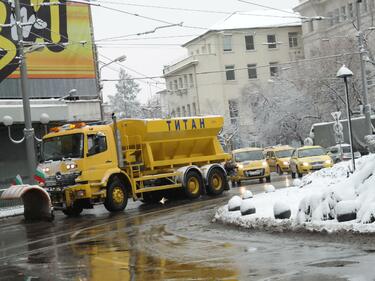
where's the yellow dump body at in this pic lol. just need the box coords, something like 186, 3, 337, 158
114, 116, 229, 170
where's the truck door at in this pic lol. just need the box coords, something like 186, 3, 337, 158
85, 132, 115, 183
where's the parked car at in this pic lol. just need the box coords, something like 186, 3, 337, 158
290, 146, 333, 178
229, 147, 271, 186
264, 145, 294, 175
327, 144, 361, 163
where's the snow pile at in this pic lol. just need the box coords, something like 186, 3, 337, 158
228, 196, 242, 211
264, 184, 275, 193
0, 206, 24, 219
215, 155, 375, 233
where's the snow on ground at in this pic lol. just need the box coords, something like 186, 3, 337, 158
214, 154, 375, 233
0, 206, 24, 219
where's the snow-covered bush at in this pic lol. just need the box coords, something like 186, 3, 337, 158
241, 200, 256, 216
264, 185, 275, 193
273, 202, 291, 219
228, 196, 242, 211
242, 190, 253, 199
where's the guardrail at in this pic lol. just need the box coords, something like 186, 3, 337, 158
0, 189, 23, 209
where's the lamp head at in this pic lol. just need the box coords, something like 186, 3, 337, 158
40, 113, 50, 125
337, 65, 353, 78
2, 115, 13, 127
115, 55, 127, 63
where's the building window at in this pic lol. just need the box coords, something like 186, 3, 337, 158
178, 77, 183, 89
363, 0, 368, 13
207, 43, 212, 54
201, 46, 206, 54
348, 3, 354, 18
192, 102, 197, 115
245, 35, 255, 50
333, 8, 340, 24
189, 74, 194, 88
223, 34, 232, 52
182, 106, 186, 116
267, 35, 277, 49
288, 32, 298, 48
308, 20, 314, 32
269, 62, 279, 77
187, 104, 191, 116
225, 65, 235, 81
174, 80, 178, 90
341, 6, 347, 21
228, 99, 239, 125
328, 12, 334, 26
183, 75, 188, 88
169, 81, 173, 92
247, 64, 257, 79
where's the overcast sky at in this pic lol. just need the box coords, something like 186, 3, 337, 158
91, 0, 299, 103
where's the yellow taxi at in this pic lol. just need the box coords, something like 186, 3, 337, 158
229, 147, 271, 186
289, 146, 333, 178
264, 145, 294, 175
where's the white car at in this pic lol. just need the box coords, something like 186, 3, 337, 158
327, 144, 361, 163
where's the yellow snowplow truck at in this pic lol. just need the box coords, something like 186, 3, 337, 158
6, 115, 230, 219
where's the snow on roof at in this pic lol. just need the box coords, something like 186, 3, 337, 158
183, 10, 301, 46
210, 10, 301, 31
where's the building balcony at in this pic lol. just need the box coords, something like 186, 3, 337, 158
163, 55, 199, 77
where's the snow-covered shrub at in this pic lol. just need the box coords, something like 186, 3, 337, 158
228, 196, 242, 211
336, 200, 358, 222
242, 190, 253, 199
273, 202, 291, 219
264, 185, 275, 193
241, 200, 256, 216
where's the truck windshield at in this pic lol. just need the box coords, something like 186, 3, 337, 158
275, 150, 293, 158
298, 148, 325, 158
234, 151, 264, 162
42, 134, 84, 161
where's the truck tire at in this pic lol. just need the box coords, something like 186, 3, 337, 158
104, 179, 128, 212
298, 169, 303, 178
266, 176, 271, 183
207, 167, 226, 196
184, 170, 203, 199
62, 205, 83, 217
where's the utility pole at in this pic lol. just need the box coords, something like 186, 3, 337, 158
356, 0, 373, 137
14, 0, 37, 183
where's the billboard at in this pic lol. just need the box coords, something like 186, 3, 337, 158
0, 0, 96, 83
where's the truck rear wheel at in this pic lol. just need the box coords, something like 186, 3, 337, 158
184, 170, 203, 199
207, 167, 226, 196
104, 179, 128, 212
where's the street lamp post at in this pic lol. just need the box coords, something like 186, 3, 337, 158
337, 65, 356, 172
12, 0, 37, 183
98, 55, 126, 120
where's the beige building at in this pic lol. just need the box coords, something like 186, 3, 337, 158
294, 0, 375, 58
162, 10, 303, 148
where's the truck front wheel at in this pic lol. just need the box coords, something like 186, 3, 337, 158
62, 205, 83, 217
207, 167, 226, 196
104, 179, 128, 212
184, 170, 203, 199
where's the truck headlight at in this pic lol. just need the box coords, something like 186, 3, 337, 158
283, 161, 289, 166
302, 162, 309, 167
66, 163, 77, 170
237, 164, 244, 169
325, 159, 332, 165
262, 161, 268, 167
42, 167, 50, 173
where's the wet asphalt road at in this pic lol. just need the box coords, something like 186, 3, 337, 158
1, 175, 375, 281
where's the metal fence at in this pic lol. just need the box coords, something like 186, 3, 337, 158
0, 189, 23, 209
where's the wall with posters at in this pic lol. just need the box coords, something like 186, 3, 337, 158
0, 0, 98, 98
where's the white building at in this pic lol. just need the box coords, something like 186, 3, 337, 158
162, 10, 303, 148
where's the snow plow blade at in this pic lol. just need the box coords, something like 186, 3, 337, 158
1, 185, 54, 221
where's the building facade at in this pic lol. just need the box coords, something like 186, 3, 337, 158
162, 11, 303, 148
